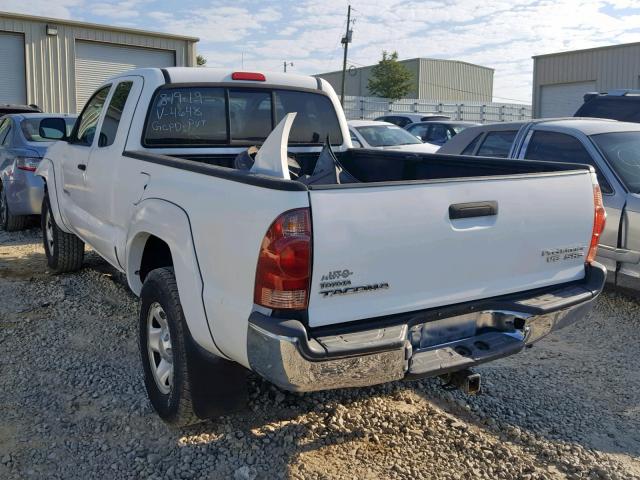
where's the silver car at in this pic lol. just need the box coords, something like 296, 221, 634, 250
0, 113, 76, 230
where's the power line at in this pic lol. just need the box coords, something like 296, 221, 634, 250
340, 5, 353, 107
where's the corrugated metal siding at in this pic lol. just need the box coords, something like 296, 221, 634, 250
316, 58, 492, 102
75, 41, 175, 110
0, 14, 196, 113
315, 60, 419, 97
419, 59, 493, 102
533, 43, 640, 117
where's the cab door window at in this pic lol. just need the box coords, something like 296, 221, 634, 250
98, 81, 133, 147
74, 86, 111, 146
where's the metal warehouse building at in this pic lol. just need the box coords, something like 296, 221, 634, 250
316, 58, 494, 102
0, 11, 198, 113
533, 42, 640, 118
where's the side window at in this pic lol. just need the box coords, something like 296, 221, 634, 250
476, 130, 517, 158
0, 119, 11, 145
408, 124, 429, 141
98, 81, 133, 147
525, 130, 613, 193
349, 131, 362, 148
461, 133, 483, 155
74, 86, 111, 146
429, 124, 450, 143
397, 117, 411, 128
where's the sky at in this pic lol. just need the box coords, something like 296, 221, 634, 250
3, 0, 640, 104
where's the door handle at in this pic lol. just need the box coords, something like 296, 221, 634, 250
77, 164, 86, 171
449, 201, 498, 220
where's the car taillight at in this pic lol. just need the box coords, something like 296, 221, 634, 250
16, 156, 41, 172
232, 71, 266, 82
254, 208, 311, 310
586, 182, 606, 264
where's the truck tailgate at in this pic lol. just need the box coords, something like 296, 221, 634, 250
307, 171, 595, 328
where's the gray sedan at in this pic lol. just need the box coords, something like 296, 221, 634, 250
439, 118, 640, 292
0, 113, 76, 230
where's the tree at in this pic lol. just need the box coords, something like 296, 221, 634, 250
196, 55, 207, 67
367, 51, 413, 101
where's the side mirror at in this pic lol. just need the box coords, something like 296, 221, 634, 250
39, 117, 68, 141
352, 139, 363, 148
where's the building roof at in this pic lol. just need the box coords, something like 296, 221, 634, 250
316, 57, 494, 76
0, 11, 199, 42
532, 41, 640, 59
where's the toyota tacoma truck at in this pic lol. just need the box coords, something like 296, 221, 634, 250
37, 67, 606, 426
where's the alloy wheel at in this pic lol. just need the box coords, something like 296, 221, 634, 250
45, 209, 55, 257
146, 302, 173, 395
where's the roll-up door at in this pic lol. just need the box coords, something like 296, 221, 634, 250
75, 41, 174, 111
0, 32, 27, 104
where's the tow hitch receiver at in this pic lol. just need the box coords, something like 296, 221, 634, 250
440, 369, 481, 395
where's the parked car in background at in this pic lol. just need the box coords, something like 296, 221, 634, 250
0, 104, 41, 117
348, 120, 439, 153
575, 90, 640, 122
440, 117, 640, 292
405, 120, 480, 146
374, 113, 450, 127
0, 113, 76, 230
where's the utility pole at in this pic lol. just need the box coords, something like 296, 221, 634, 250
283, 61, 294, 73
340, 5, 353, 107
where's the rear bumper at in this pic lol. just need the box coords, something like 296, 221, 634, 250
247, 263, 606, 392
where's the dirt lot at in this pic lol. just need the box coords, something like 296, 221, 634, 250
1, 227, 640, 480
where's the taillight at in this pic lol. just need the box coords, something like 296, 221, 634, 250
586, 182, 606, 263
231, 72, 266, 82
16, 156, 41, 172
254, 208, 311, 310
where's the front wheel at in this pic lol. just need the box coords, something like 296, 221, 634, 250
139, 267, 200, 427
41, 196, 84, 273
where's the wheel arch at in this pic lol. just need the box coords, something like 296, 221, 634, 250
126, 198, 224, 359
37, 159, 73, 234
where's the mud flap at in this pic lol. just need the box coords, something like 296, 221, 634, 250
184, 328, 249, 419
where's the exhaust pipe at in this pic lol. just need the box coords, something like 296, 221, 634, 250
440, 369, 481, 395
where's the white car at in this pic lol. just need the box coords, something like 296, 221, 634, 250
37, 67, 605, 426
348, 120, 440, 153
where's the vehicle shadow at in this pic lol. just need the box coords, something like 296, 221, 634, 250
2, 227, 639, 479
409, 294, 640, 472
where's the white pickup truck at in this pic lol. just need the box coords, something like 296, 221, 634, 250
37, 67, 606, 426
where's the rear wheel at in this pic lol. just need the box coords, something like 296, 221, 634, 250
41, 195, 84, 273
139, 267, 200, 427
0, 184, 26, 231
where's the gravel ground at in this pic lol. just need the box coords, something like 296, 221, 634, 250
1, 226, 640, 480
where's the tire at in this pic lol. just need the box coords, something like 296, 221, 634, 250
41, 195, 84, 273
0, 183, 26, 231
139, 267, 200, 427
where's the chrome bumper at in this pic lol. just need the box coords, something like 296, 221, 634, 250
247, 264, 606, 393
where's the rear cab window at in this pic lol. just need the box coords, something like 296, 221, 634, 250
143, 86, 343, 147
476, 131, 517, 158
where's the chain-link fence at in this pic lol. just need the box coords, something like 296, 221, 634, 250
343, 96, 532, 123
